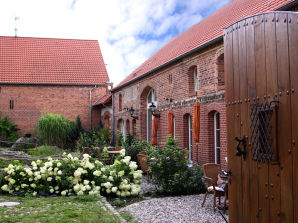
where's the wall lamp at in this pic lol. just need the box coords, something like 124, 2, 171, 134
129, 107, 138, 120
149, 102, 160, 118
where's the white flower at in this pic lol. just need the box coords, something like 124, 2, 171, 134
74, 170, 82, 177
61, 191, 67, 196
86, 185, 91, 190
120, 149, 126, 157
129, 162, 138, 170
89, 191, 94, 195
9, 179, 16, 185
47, 177, 52, 182
57, 162, 62, 167
1, 184, 9, 191
108, 176, 114, 181
83, 180, 89, 185
55, 186, 59, 190
50, 189, 54, 193
106, 189, 111, 194
101, 167, 106, 172
67, 154, 73, 159
120, 191, 126, 197
83, 154, 90, 159
33, 192, 37, 196
30, 183, 36, 188
73, 184, 80, 192
104, 182, 112, 189
57, 170, 62, 175
111, 187, 118, 193
77, 191, 84, 196
118, 170, 125, 177
123, 156, 131, 164
48, 157, 53, 161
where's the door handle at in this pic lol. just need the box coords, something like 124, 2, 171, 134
235, 136, 247, 159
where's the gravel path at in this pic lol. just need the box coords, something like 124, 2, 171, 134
121, 177, 228, 223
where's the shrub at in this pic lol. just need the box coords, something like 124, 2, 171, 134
147, 135, 205, 195
27, 145, 64, 158
124, 136, 151, 165
76, 127, 111, 154
37, 113, 77, 149
116, 131, 124, 146
0, 149, 142, 198
0, 112, 19, 146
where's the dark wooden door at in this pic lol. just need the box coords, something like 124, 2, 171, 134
224, 11, 298, 223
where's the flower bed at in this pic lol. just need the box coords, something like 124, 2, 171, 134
0, 149, 142, 198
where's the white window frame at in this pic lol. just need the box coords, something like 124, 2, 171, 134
147, 89, 157, 142
120, 119, 126, 141
188, 115, 193, 164
194, 67, 198, 91
214, 112, 220, 164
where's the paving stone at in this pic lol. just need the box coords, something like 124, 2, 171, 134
0, 202, 21, 207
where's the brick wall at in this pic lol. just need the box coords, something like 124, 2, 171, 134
113, 42, 228, 169
0, 84, 107, 134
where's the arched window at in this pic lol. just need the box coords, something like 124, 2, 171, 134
103, 111, 111, 129
126, 119, 130, 134
119, 94, 122, 111
194, 67, 198, 91
217, 54, 224, 86
132, 119, 137, 136
117, 119, 126, 141
214, 112, 220, 164
147, 89, 157, 142
188, 66, 198, 93
183, 114, 193, 164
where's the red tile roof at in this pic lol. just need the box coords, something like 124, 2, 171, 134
0, 36, 109, 85
116, 0, 295, 89
93, 94, 112, 106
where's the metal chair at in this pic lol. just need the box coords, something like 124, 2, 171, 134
201, 163, 226, 212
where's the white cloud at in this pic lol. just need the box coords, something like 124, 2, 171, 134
0, 0, 231, 85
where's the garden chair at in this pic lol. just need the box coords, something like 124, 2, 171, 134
137, 153, 151, 182
201, 163, 226, 212
96, 147, 112, 165
114, 146, 122, 151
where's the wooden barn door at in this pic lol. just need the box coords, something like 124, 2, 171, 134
224, 12, 298, 223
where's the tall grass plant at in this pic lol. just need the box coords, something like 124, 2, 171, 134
37, 113, 77, 149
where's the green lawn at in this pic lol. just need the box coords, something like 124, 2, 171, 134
0, 195, 122, 223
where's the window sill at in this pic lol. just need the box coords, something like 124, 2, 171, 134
188, 92, 197, 97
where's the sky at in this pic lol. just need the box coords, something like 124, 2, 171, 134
0, 0, 231, 85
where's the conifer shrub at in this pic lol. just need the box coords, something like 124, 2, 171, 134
0, 112, 19, 146
147, 135, 206, 195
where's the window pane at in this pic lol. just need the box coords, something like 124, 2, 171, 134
216, 130, 220, 147
216, 113, 220, 129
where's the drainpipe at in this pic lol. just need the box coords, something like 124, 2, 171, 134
89, 85, 97, 130
111, 93, 115, 146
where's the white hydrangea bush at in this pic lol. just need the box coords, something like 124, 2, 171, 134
0, 149, 142, 197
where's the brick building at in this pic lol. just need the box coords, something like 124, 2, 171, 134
0, 36, 112, 134
111, 0, 297, 169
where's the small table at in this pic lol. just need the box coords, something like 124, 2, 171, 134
107, 150, 121, 163
107, 151, 121, 155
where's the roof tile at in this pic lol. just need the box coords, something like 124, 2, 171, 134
0, 36, 109, 85
117, 0, 294, 88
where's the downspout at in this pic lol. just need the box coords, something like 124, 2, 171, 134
111, 93, 115, 146
90, 85, 97, 130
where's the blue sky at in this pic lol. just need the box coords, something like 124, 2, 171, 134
0, 0, 231, 85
